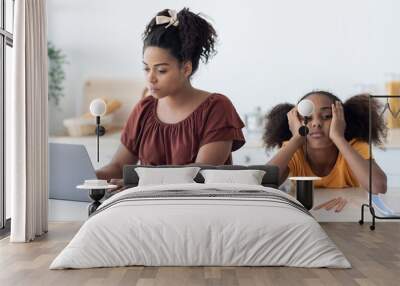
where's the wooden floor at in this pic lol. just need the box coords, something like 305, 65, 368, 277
0, 222, 399, 286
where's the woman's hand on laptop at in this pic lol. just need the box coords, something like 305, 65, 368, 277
108, 178, 124, 192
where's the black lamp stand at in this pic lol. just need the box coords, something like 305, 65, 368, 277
95, 116, 106, 162
88, 189, 105, 216
298, 117, 310, 163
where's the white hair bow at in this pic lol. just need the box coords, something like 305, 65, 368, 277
155, 9, 179, 28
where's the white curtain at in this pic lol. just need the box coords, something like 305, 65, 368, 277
9, 0, 48, 242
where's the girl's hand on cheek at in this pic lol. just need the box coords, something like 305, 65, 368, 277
329, 101, 346, 144
287, 107, 303, 139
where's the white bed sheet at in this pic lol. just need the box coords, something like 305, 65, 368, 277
50, 183, 351, 269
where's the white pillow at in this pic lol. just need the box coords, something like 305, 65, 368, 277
200, 169, 266, 185
135, 167, 201, 186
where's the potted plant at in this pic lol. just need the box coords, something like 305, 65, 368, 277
48, 42, 67, 106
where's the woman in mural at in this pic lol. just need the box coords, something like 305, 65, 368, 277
96, 8, 245, 184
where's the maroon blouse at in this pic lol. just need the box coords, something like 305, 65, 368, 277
121, 93, 245, 165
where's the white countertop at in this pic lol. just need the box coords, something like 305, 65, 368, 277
288, 187, 400, 222
49, 187, 400, 223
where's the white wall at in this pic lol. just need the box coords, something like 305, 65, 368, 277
47, 0, 400, 135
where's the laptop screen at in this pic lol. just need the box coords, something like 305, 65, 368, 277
49, 143, 97, 202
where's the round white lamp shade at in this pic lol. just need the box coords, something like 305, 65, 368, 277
89, 99, 107, 116
297, 99, 315, 117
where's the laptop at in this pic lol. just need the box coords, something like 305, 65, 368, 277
49, 143, 97, 202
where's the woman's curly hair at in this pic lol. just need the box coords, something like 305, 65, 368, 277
263, 91, 387, 149
143, 8, 217, 76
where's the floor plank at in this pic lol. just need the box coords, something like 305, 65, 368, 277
0, 222, 399, 286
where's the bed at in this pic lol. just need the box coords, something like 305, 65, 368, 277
50, 165, 351, 269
